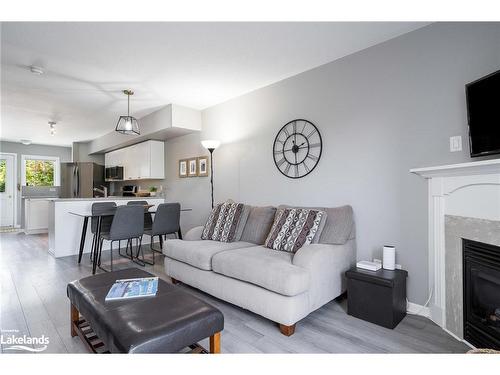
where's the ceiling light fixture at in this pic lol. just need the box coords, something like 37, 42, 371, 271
49, 121, 56, 136
115, 90, 140, 135
20, 139, 32, 145
30, 65, 44, 75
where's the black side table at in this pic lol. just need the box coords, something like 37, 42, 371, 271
345, 267, 408, 329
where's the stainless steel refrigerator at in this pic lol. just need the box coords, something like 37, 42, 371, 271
60, 162, 105, 198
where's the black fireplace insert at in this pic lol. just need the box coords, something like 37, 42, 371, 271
463, 239, 500, 349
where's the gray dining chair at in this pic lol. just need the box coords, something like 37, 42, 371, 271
97, 205, 144, 271
141, 203, 181, 265
90, 202, 116, 262
127, 200, 153, 230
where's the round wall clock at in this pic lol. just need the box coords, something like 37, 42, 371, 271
273, 119, 322, 179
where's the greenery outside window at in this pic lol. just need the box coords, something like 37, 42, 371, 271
0, 159, 6, 192
21, 155, 60, 187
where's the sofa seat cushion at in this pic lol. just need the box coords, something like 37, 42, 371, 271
211, 246, 310, 296
163, 239, 254, 271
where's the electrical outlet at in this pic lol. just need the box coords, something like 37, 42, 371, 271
450, 136, 462, 152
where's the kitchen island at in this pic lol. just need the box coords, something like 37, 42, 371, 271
48, 197, 165, 258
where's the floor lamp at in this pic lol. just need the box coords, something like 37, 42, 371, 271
201, 140, 221, 209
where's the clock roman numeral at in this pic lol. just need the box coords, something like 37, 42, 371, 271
309, 142, 321, 148
284, 163, 291, 175
276, 158, 286, 167
303, 161, 310, 173
307, 154, 319, 161
306, 128, 317, 138
294, 165, 299, 177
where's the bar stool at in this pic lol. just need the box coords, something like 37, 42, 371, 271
141, 203, 181, 265
127, 200, 153, 230
97, 205, 144, 271
90, 202, 116, 262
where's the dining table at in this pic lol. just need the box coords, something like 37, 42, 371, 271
69, 205, 192, 274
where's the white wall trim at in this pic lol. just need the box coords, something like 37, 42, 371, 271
0, 152, 18, 227
407, 302, 431, 318
442, 327, 475, 349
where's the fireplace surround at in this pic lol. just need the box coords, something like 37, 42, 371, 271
463, 239, 500, 349
411, 158, 500, 345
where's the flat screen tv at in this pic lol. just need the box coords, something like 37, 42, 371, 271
466, 70, 500, 157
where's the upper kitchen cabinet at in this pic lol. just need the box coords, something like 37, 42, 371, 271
105, 140, 165, 181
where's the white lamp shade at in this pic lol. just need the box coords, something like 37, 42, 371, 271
201, 140, 221, 150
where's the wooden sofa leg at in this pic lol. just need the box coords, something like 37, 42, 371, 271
70, 303, 79, 337
171, 277, 179, 284
279, 323, 296, 336
209, 332, 221, 353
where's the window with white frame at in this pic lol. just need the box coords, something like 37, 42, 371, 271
21, 155, 60, 186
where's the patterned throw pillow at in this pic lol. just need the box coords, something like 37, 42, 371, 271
264, 208, 326, 253
201, 201, 245, 242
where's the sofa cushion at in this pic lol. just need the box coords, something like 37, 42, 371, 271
212, 246, 310, 296
264, 208, 326, 253
278, 204, 354, 245
201, 201, 247, 242
240, 206, 277, 244
234, 204, 251, 241
163, 239, 254, 271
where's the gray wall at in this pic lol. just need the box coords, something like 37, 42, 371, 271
109, 134, 211, 233
0, 141, 72, 226
72, 142, 105, 164
165, 23, 500, 304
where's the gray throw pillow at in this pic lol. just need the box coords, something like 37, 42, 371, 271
201, 201, 246, 242
264, 208, 327, 253
240, 206, 277, 244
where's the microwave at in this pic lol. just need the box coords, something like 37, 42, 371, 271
105, 166, 123, 181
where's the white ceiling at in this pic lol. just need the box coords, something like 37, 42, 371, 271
1, 22, 428, 147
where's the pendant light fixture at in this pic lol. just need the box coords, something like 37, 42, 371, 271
115, 89, 140, 135
49, 121, 57, 136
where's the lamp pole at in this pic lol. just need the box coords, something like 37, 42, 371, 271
208, 148, 215, 209
201, 140, 220, 210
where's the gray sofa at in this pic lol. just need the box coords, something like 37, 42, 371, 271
163, 204, 356, 336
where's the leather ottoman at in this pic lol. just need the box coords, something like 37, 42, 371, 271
67, 268, 224, 353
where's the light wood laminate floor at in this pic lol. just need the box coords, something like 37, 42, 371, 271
0, 232, 469, 353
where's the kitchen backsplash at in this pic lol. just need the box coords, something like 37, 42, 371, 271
21, 186, 60, 198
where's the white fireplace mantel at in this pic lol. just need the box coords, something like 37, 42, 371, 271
410, 158, 500, 337
410, 158, 500, 178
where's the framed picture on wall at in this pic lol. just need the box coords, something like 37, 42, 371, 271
188, 158, 198, 177
197, 156, 209, 177
179, 159, 188, 178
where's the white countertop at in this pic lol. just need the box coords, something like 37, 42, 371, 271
47, 196, 164, 202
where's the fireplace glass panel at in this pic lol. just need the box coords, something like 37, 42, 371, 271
470, 268, 500, 334
463, 239, 500, 349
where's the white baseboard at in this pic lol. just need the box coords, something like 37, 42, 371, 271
442, 327, 475, 349
406, 302, 431, 318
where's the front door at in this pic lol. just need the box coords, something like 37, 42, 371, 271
0, 154, 16, 227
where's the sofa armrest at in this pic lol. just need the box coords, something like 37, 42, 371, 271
293, 241, 356, 310
184, 226, 204, 241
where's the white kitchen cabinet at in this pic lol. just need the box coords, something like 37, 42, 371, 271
105, 140, 164, 180
24, 199, 49, 234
